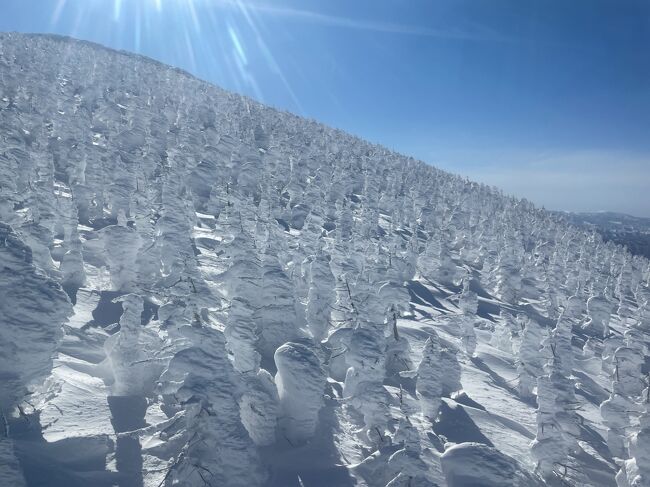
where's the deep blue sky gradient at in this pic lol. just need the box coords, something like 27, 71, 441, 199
1, 0, 649, 215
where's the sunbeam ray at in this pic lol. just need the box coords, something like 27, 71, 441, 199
186, 0, 202, 34
50, 0, 67, 27
113, 0, 122, 22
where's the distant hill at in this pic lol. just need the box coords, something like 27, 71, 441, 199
556, 211, 650, 259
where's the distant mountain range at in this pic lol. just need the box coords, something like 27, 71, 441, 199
555, 211, 650, 259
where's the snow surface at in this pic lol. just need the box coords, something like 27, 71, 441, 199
1, 32, 650, 487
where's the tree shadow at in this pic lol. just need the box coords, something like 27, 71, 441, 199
469, 356, 537, 408
107, 395, 147, 487
577, 422, 615, 469
407, 281, 451, 313
433, 401, 494, 447
90, 291, 124, 329
572, 442, 617, 486
261, 398, 356, 487
62, 283, 80, 306
572, 370, 609, 406
10, 411, 119, 487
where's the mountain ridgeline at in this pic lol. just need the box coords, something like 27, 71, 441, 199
556, 211, 650, 260
1, 33, 649, 487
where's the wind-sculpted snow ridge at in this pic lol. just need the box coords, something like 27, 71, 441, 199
1, 32, 649, 487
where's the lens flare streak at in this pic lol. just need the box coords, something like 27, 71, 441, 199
46, 0, 305, 114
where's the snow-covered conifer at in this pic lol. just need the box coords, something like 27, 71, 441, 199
440, 346, 463, 397
458, 277, 478, 315
104, 294, 165, 395
0, 223, 72, 410
616, 398, 650, 487
384, 306, 414, 378
493, 239, 524, 304
158, 324, 265, 486
492, 309, 517, 353
274, 342, 325, 443
460, 317, 477, 356
416, 335, 443, 421
601, 382, 634, 459
582, 294, 612, 338
305, 248, 336, 342
517, 316, 545, 399
238, 369, 279, 446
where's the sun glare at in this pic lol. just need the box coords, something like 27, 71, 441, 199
47, 0, 304, 114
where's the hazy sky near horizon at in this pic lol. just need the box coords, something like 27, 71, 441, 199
2, 0, 649, 216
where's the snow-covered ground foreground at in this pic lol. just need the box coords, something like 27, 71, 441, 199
1, 33, 649, 487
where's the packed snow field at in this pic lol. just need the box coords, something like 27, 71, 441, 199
1, 33, 649, 487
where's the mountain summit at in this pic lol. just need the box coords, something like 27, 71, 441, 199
1, 33, 649, 487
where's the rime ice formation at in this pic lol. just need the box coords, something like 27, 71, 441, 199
517, 315, 546, 399
274, 342, 325, 443
305, 248, 336, 343
156, 324, 266, 487
0, 222, 72, 485
584, 294, 613, 337
1, 33, 650, 487
239, 369, 280, 446
416, 335, 444, 421
104, 293, 164, 395
616, 400, 650, 487
0, 223, 72, 409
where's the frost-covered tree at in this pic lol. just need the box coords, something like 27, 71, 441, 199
384, 417, 433, 487
531, 370, 577, 478
495, 246, 523, 304
531, 298, 585, 478
517, 316, 546, 400
342, 325, 386, 397
435, 236, 459, 285
305, 248, 336, 343
104, 293, 165, 395
440, 345, 463, 397
460, 316, 478, 356
458, 276, 478, 315
1, 223, 70, 399
548, 295, 583, 378
616, 398, 650, 487
612, 346, 645, 400
256, 246, 301, 359
601, 381, 635, 460
57, 193, 86, 296
384, 306, 414, 379
158, 324, 265, 486
582, 294, 612, 338
98, 224, 141, 291
416, 335, 443, 421
492, 309, 517, 354
218, 229, 262, 374
341, 319, 394, 446
274, 342, 325, 443
0, 223, 72, 486
238, 369, 279, 446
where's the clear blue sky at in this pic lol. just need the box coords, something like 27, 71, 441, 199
2, 0, 649, 216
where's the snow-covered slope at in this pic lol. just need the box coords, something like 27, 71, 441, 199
1, 32, 649, 487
